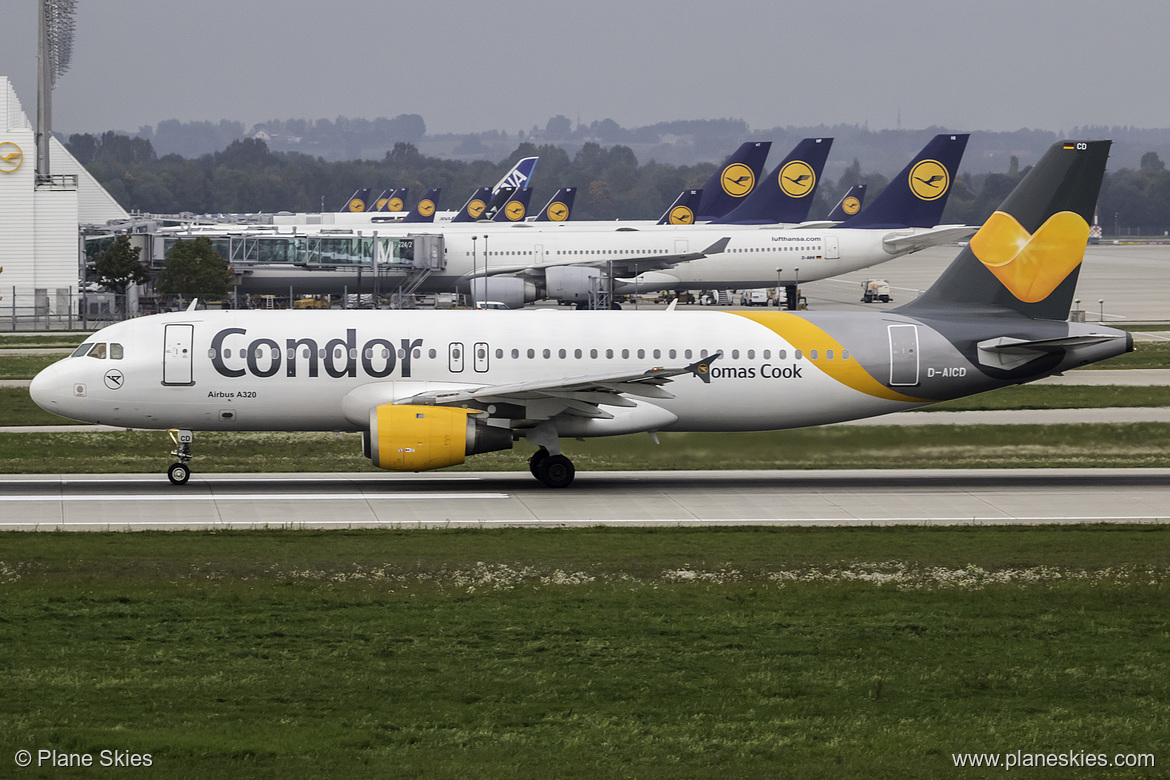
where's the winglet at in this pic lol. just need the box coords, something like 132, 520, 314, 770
701, 237, 732, 255
687, 350, 722, 384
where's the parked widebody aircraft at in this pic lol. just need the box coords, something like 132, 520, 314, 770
32, 141, 1128, 488
427, 134, 970, 306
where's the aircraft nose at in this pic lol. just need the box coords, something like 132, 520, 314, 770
29, 362, 66, 414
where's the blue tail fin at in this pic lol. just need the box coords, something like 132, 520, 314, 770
339, 188, 371, 213
450, 187, 493, 223
401, 188, 442, 223
710, 138, 833, 224
493, 156, 538, 196
534, 187, 577, 222
826, 184, 867, 221
493, 187, 534, 222
479, 187, 517, 221
656, 189, 702, 225
371, 190, 394, 212
374, 188, 409, 213
837, 134, 969, 229
695, 142, 772, 221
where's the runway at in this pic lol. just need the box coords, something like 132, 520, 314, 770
2, 469, 1169, 530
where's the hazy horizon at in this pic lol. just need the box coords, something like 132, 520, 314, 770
5, 1, 1170, 139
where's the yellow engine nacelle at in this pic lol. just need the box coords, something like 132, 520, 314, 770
366, 404, 512, 471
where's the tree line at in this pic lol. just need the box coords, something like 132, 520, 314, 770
67, 132, 1170, 234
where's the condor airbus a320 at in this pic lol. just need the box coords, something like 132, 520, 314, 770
31, 141, 1129, 487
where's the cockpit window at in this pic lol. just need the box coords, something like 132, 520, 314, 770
88, 343, 108, 359
110, 343, 124, 360
71, 343, 94, 358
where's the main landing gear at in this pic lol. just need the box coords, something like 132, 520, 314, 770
167, 429, 194, 485
528, 447, 575, 488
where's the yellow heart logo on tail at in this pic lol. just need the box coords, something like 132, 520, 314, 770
970, 211, 1090, 303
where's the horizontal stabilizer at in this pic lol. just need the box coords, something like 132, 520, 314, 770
882, 225, 976, 254
977, 333, 1127, 369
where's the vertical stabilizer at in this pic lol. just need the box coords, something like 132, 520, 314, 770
898, 141, 1111, 320
657, 189, 702, 225
401, 188, 442, 223
339, 188, 371, 213
694, 141, 771, 221
710, 138, 833, 224
450, 187, 492, 222
534, 187, 577, 222
837, 134, 968, 229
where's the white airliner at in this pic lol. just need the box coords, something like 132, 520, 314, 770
185, 135, 972, 306
31, 141, 1129, 488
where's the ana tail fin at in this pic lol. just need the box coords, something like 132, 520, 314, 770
710, 137, 833, 224
837, 134, 969, 229
898, 140, 1111, 320
492, 156, 538, 196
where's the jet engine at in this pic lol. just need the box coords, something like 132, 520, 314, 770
472, 277, 538, 309
545, 265, 602, 303
365, 404, 512, 471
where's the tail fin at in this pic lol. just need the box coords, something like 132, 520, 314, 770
826, 183, 867, 221
493, 156, 538, 196
710, 138, 833, 224
388, 188, 409, 212
898, 140, 1110, 320
371, 189, 394, 212
493, 187, 534, 222
476, 187, 516, 221
837, 134, 969, 229
695, 141, 772, 221
534, 187, 577, 222
340, 188, 371, 213
401, 188, 442, 223
657, 189, 702, 225
450, 187, 492, 223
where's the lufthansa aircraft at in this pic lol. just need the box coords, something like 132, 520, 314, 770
31, 141, 1128, 488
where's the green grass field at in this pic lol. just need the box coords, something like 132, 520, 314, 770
2, 423, 1169, 475
1, 526, 1165, 779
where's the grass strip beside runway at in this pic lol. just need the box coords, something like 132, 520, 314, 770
3, 423, 1170, 473
0, 526, 1165, 779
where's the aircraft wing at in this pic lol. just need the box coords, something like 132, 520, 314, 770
882, 225, 976, 254
403, 352, 722, 421
474, 237, 732, 280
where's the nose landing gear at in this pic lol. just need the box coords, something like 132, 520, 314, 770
167, 429, 194, 485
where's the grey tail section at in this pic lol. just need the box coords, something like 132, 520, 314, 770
896, 141, 1111, 321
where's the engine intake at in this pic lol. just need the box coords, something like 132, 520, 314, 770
366, 404, 512, 471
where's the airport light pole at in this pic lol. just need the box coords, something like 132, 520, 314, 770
470, 236, 477, 306
483, 235, 489, 304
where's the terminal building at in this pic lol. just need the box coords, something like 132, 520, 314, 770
0, 77, 128, 325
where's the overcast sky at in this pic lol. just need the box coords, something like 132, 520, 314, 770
5, 0, 1170, 138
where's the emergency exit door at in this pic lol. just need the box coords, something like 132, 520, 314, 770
162, 324, 195, 386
